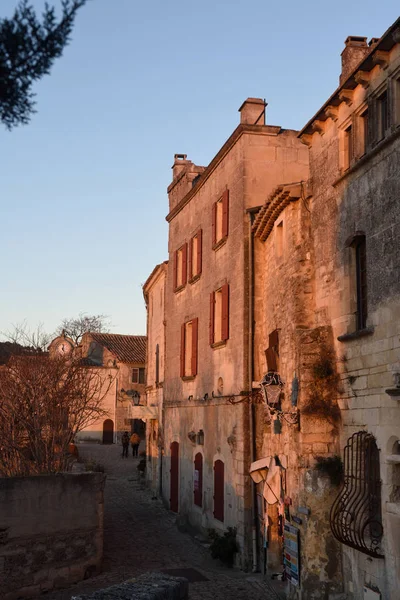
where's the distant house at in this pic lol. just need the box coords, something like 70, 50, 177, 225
48, 331, 147, 444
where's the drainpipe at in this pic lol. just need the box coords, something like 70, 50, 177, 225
247, 207, 260, 572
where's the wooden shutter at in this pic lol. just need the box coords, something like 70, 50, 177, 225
197, 229, 202, 276
188, 237, 193, 280
209, 291, 215, 345
132, 368, 139, 383
191, 317, 198, 376
212, 202, 217, 246
221, 284, 229, 341
213, 459, 224, 521
180, 323, 185, 378
194, 452, 203, 507
182, 243, 188, 286
222, 189, 229, 238
170, 442, 179, 512
266, 329, 279, 371
173, 250, 178, 290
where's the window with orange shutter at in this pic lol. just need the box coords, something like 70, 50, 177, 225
174, 243, 188, 291
212, 190, 229, 249
180, 318, 198, 378
210, 284, 229, 346
189, 229, 202, 282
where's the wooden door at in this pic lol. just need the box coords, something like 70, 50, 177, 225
213, 459, 224, 522
102, 419, 114, 444
194, 452, 203, 507
170, 441, 179, 512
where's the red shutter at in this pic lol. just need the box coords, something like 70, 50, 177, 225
222, 189, 229, 238
188, 237, 193, 281
191, 317, 198, 376
180, 323, 185, 377
213, 459, 224, 521
182, 243, 188, 286
194, 452, 203, 507
209, 291, 215, 345
170, 442, 179, 512
197, 229, 202, 276
212, 202, 217, 246
221, 284, 229, 341
173, 250, 178, 290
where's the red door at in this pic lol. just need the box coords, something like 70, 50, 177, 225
170, 441, 179, 512
102, 419, 114, 444
194, 452, 203, 507
213, 459, 224, 522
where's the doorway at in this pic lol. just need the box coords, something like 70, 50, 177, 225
170, 441, 179, 512
103, 419, 114, 444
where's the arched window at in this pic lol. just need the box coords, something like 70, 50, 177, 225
194, 453, 203, 507
213, 459, 224, 522
330, 431, 383, 557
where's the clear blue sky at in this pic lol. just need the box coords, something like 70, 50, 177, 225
1, 1, 399, 337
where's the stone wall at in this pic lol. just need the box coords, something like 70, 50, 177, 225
0, 472, 105, 599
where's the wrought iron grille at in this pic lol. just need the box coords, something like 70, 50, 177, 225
330, 431, 384, 558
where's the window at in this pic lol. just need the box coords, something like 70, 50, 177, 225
360, 109, 369, 155
396, 77, 400, 125
189, 229, 202, 281
213, 459, 224, 522
355, 236, 367, 330
155, 343, 159, 385
132, 367, 145, 384
276, 221, 283, 257
180, 318, 198, 378
212, 190, 229, 247
173, 243, 188, 291
194, 452, 203, 507
209, 284, 229, 345
378, 90, 389, 139
265, 329, 279, 372
344, 124, 353, 169
330, 431, 383, 558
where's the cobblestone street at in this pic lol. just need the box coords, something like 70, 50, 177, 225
45, 443, 282, 600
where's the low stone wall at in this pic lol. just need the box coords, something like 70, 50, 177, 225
72, 572, 188, 600
0, 472, 105, 599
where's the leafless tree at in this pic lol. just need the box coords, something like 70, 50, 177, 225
1, 320, 50, 352
0, 352, 113, 477
55, 313, 111, 344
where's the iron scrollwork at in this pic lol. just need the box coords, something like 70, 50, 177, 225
330, 431, 384, 558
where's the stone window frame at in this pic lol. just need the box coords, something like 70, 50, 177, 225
188, 228, 203, 283
132, 367, 145, 384
173, 242, 188, 292
180, 317, 198, 379
339, 115, 354, 173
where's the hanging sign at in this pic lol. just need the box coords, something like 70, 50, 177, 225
284, 523, 300, 587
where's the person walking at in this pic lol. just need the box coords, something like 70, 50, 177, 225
130, 432, 140, 457
121, 431, 130, 458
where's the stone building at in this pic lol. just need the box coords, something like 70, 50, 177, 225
250, 16, 400, 600
49, 331, 147, 444
142, 261, 168, 494
144, 15, 400, 598
158, 100, 308, 566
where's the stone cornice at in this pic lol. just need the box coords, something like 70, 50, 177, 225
166, 123, 285, 223
252, 183, 303, 241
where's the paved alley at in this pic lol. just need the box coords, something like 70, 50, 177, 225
45, 443, 282, 600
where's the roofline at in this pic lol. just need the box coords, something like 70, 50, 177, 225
88, 332, 147, 339
166, 123, 290, 223
299, 17, 400, 138
142, 261, 168, 296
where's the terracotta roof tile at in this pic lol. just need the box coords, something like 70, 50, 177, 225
90, 333, 146, 364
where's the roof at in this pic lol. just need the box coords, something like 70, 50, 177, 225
252, 183, 302, 241
300, 18, 400, 137
89, 333, 146, 364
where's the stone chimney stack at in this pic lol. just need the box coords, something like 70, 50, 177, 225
238, 98, 267, 125
340, 36, 369, 85
172, 154, 190, 181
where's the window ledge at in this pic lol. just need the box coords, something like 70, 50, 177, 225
211, 340, 227, 350
212, 237, 227, 251
189, 274, 201, 285
182, 375, 196, 381
174, 284, 186, 294
333, 125, 400, 187
385, 388, 400, 398
337, 327, 374, 342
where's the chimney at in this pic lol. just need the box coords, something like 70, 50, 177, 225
340, 36, 369, 85
172, 154, 189, 180
238, 98, 267, 125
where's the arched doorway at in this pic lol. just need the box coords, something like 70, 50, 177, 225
213, 459, 224, 522
103, 419, 114, 444
170, 441, 179, 512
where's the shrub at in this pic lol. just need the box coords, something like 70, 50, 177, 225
208, 527, 238, 567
